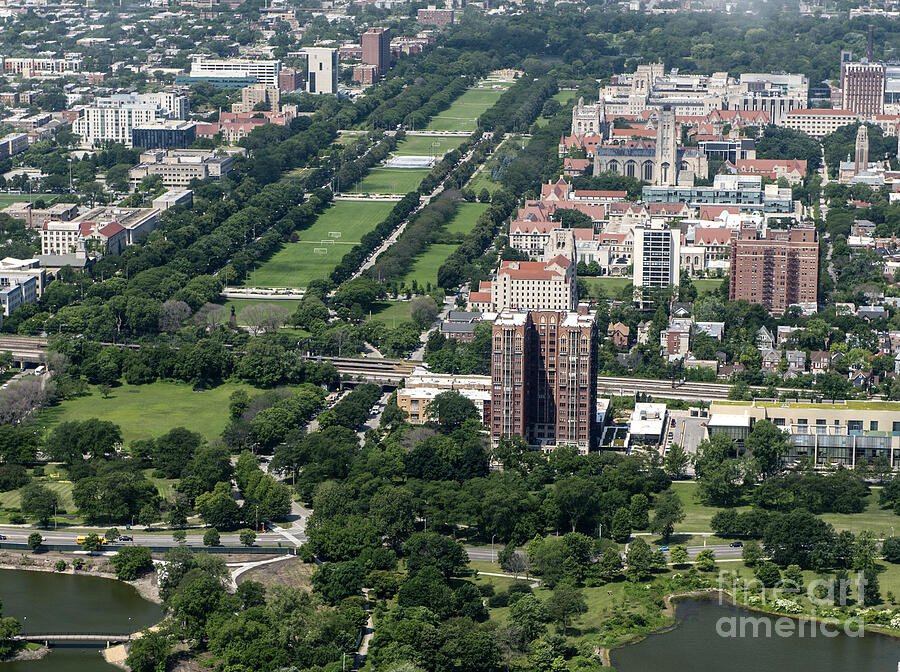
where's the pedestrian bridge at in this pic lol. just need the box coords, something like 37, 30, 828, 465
17, 632, 133, 646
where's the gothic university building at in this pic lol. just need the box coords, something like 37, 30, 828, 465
591, 106, 707, 186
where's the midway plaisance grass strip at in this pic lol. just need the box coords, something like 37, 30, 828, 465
249, 200, 396, 288
426, 87, 507, 133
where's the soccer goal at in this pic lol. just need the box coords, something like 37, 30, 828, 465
329, 231, 342, 239
313, 247, 328, 255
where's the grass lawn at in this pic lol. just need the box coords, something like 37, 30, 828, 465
694, 277, 726, 295
553, 89, 577, 105
446, 202, 489, 235
0, 480, 75, 512
368, 300, 413, 326
401, 244, 457, 288
467, 136, 521, 195
583, 276, 633, 299
393, 135, 464, 157
672, 481, 900, 537
354, 168, 430, 194
219, 299, 302, 324
250, 200, 395, 287
0, 193, 57, 208
426, 88, 505, 133
36, 380, 258, 445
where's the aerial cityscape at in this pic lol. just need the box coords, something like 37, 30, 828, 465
2, 0, 900, 669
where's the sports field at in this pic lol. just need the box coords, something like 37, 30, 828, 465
393, 135, 464, 157
445, 202, 489, 234
250, 201, 396, 287
354, 168, 430, 194
426, 87, 505, 133
0, 193, 58, 208
401, 244, 457, 288
36, 381, 257, 445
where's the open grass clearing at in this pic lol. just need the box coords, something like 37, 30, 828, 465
694, 277, 726, 295
425, 88, 505, 133
36, 381, 259, 446
250, 200, 395, 287
583, 276, 633, 299
400, 244, 457, 288
445, 202, 489, 235
354, 167, 430, 194
219, 299, 302, 324
368, 300, 413, 326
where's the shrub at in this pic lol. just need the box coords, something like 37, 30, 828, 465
111, 546, 153, 581
54, 560, 66, 572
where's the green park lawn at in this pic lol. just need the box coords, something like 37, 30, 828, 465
36, 380, 257, 446
426, 87, 505, 133
583, 276, 633, 299
553, 89, 577, 105
368, 300, 413, 326
694, 277, 726, 295
354, 168, 430, 194
467, 136, 521, 195
393, 135, 464, 157
672, 481, 900, 537
446, 202, 489, 235
401, 244, 458, 289
219, 299, 302, 324
250, 200, 396, 287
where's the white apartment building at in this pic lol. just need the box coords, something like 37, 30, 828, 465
72, 93, 188, 148
41, 221, 81, 255
633, 219, 681, 288
189, 56, 281, 86
306, 48, 338, 95
489, 256, 576, 312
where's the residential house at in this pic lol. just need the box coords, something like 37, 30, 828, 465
761, 347, 780, 372
757, 326, 775, 351
785, 350, 807, 377
607, 322, 631, 348
810, 350, 831, 375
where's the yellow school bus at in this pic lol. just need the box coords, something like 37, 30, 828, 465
75, 535, 107, 545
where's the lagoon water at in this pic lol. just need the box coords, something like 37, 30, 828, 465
612, 598, 900, 672
0, 568, 162, 672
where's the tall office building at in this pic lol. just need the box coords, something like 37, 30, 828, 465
489, 307, 598, 454
632, 219, 681, 289
306, 48, 338, 95
841, 61, 885, 115
362, 27, 390, 77
729, 223, 819, 316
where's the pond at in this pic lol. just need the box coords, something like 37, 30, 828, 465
612, 598, 900, 672
0, 568, 162, 672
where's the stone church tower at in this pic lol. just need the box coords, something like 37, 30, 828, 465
571, 97, 605, 137
854, 125, 869, 175
654, 105, 678, 186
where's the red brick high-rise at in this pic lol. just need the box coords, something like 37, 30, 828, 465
361, 27, 391, 78
490, 307, 597, 454
729, 224, 819, 316
841, 61, 885, 116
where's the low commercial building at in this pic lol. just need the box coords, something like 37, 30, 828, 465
399, 366, 492, 424
1, 202, 78, 229
708, 399, 900, 469
629, 403, 667, 446
129, 149, 234, 188
152, 189, 193, 211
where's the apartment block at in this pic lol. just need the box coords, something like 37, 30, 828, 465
72, 93, 188, 148
398, 366, 491, 425
489, 256, 576, 312
729, 223, 819, 316
783, 109, 859, 138
131, 120, 197, 150
2, 56, 82, 76
362, 27, 390, 77
231, 84, 280, 114
632, 220, 680, 289
489, 308, 598, 454
417, 6, 454, 27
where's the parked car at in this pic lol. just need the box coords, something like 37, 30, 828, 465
730, 541, 743, 548
659, 545, 669, 552
118, 535, 133, 542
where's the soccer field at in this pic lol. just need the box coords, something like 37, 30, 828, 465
354, 168, 430, 194
393, 135, 464, 157
250, 201, 396, 287
426, 88, 505, 133
0, 193, 58, 208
